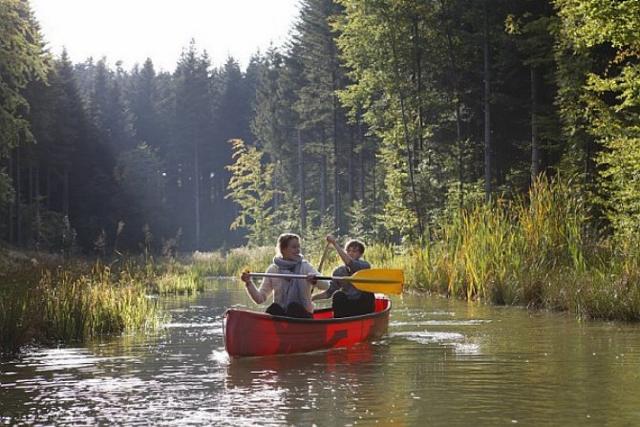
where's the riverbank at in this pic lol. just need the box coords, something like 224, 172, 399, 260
3, 177, 638, 355
191, 179, 640, 322
0, 248, 204, 356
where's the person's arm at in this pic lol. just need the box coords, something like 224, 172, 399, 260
312, 280, 339, 300
304, 262, 330, 291
327, 234, 353, 266
241, 270, 272, 304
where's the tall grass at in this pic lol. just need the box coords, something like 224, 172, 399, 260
364, 176, 640, 320
1, 258, 180, 355
189, 246, 274, 277
149, 268, 202, 295
39, 266, 161, 341
369, 177, 590, 303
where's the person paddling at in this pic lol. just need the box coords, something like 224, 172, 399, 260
241, 233, 329, 318
312, 235, 375, 318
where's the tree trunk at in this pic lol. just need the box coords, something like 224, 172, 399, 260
63, 166, 69, 217
333, 109, 340, 233
413, 15, 424, 161
372, 153, 377, 210
273, 161, 280, 213
358, 118, 365, 203
28, 159, 33, 205
483, 0, 492, 200
320, 153, 327, 217
35, 164, 40, 250
46, 165, 51, 210
359, 147, 365, 204
442, 0, 465, 208
383, 6, 425, 239
28, 158, 33, 245
297, 129, 306, 231
8, 153, 14, 243
531, 66, 540, 183
15, 146, 22, 245
348, 126, 354, 207
194, 141, 201, 249
456, 101, 464, 208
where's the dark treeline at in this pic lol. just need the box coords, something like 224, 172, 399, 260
2, 0, 257, 252
2, 0, 639, 254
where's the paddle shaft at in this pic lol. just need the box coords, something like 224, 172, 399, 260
317, 242, 331, 273
248, 272, 399, 284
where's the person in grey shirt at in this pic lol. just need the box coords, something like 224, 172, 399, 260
312, 235, 375, 318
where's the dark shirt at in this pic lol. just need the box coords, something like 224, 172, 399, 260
326, 259, 371, 300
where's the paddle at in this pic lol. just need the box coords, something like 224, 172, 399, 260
248, 268, 404, 295
317, 242, 331, 273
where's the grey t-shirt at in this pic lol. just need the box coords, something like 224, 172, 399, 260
326, 259, 371, 300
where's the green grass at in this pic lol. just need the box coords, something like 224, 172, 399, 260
189, 246, 274, 278
0, 256, 205, 356
38, 266, 162, 342
361, 177, 640, 320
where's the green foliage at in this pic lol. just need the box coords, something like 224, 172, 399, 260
554, 0, 640, 237
0, 0, 49, 145
0, 0, 49, 206
225, 139, 277, 246
347, 199, 374, 241
0, 168, 15, 207
302, 213, 336, 264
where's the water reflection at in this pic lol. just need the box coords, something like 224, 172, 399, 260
1, 279, 640, 425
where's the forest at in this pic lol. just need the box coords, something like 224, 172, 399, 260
2, 0, 640, 317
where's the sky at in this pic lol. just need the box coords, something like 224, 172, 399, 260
30, 0, 300, 72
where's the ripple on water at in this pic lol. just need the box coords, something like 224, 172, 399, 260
453, 342, 482, 355
14, 348, 135, 373
391, 331, 465, 345
209, 349, 230, 365
390, 319, 491, 327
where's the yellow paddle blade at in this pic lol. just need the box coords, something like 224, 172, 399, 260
338, 268, 404, 295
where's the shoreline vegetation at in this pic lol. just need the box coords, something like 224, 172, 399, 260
0, 252, 203, 356
3, 179, 640, 356
194, 178, 640, 322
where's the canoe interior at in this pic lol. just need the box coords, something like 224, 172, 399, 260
224, 297, 391, 357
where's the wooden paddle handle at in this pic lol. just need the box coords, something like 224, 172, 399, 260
317, 242, 331, 273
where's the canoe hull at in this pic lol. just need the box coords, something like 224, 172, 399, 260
224, 297, 391, 357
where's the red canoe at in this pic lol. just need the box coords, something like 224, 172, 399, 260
223, 297, 391, 357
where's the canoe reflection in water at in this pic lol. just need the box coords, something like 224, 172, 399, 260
224, 341, 379, 389
223, 297, 391, 357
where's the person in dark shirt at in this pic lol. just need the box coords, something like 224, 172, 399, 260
312, 235, 375, 318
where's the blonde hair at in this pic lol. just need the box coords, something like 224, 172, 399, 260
276, 233, 300, 256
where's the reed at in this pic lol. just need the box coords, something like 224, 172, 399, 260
0, 286, 32, 354
1, 259, 170, 355
149, 269, 203, 295
395, 177, 590, 305
189, 246, 273, 277
38, 265, 162, 342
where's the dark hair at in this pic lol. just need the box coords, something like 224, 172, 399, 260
345, 239, 365, 255
276, 233, 300, 256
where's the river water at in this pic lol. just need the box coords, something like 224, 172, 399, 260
1, 278, 640, 426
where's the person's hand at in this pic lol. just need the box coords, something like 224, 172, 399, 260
241, 271, 251, 285
307, 273, 318, 285
326, 234, 337, 245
